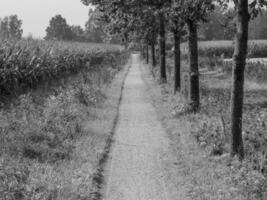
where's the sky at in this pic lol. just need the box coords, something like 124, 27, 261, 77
0, 0, 91, 38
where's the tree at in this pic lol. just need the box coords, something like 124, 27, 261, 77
168, 0, 186, 93
0, 15, 23, 39
45, 15, 73, 40
182, 0, 214, 111
229, 0, 250, 159
231, 0, 267, 159
150, 27, 157, 67
159, 12, 167, 82
218, 0, 267, 159
70, 25, 85, 41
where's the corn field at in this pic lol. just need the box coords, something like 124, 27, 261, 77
0, 38, 125, 96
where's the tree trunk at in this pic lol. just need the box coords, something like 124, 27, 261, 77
159, 14, 167, 82
151, 41, 156, 67
141, 44, 145, 59
174, 31, 181, 93
230, 0, 249, 159
146, 44, 149, 64
187, 20, 200, 111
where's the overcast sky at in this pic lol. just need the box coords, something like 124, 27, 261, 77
0, 0, 91, 38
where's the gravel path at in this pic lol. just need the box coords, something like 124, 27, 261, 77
104, 54, 170, 200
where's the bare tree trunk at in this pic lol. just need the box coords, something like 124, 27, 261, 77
151, 41, 156, 67
159, 13, 167, 82
187, 20, 200, 111
230, 0, 249, 159
174, 31, 181, 93
146, 44, 149, 64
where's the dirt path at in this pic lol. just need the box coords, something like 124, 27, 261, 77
104, 54, 170, 200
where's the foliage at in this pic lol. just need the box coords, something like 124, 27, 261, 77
81, 0, 171, 44
0, 15, 23, 39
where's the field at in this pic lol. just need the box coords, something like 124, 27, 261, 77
0, 39, 125, 101
181, 40, 267, 58
0, 39, 129, 199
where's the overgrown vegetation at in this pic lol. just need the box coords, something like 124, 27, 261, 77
0, 41, 128, 199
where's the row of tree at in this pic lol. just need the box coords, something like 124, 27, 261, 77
81, 0, 267, 159
0, 12, 113, 43
45, 11, 120, 43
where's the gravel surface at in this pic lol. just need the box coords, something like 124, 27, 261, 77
104, 54, 170, 200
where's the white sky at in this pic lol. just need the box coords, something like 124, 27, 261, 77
0, 0, 91, 38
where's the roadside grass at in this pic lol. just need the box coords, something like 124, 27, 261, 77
144, 56, 267, 200
0, 53, 130, 200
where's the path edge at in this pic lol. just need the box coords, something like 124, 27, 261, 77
89, 60, 131, 200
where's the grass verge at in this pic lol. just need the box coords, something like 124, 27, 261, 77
141, 58, 266, 200
88, 61, 130, 200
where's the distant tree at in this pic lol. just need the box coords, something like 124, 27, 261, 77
200, 7, 236, 40
85, 9, 106, 43
70, 25, 85, 41
0, 15, 23, 39
45, 15, 73, 40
